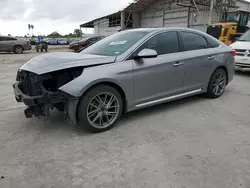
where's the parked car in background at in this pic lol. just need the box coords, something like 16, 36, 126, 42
69, 36, 105, 51
47, 38, 58, 45
68, 38, 80, 44
230, 30, 250, 69
13, 28, 235, 133
42, 38, 51, 43
58, 38, 69, 45
0, 36, 31, 54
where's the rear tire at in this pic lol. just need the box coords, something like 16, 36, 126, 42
205, 68, 227, 98
77, 85, 123, 133
13, 45, 24, 54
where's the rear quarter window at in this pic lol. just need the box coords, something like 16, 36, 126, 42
206, 37, 220, 48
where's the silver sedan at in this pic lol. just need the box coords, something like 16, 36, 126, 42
13, 28, 235, 132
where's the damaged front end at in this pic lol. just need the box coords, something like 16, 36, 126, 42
13, 67, 83, 124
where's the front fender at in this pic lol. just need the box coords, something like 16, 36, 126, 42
59, 63, 134, 103
59, 76, 121, 97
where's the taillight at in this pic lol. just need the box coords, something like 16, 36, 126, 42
230, 50, 236, 56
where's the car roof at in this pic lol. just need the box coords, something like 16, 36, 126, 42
120, 27, 217, 41
121, 27, 207, 34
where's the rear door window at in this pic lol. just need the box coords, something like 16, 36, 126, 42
180, 32, 208, 51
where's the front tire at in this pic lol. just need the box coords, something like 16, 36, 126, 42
13, 46, 23, 54
77, 85, 123, 133
205, 68, 227, 98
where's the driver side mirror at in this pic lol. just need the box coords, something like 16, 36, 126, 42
134, 48, 158, 59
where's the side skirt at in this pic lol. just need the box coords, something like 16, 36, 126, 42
135, 88, 203, 109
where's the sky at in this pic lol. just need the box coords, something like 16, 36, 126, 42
0, 0, 132, 36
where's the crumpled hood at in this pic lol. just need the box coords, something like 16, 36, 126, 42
20, 52, 116, 75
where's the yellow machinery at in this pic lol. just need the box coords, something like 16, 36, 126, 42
207, 9, 250, 45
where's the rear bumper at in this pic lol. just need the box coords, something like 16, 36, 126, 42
13, 83, 79, 124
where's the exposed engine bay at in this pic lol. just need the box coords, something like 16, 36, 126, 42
14, 67, 83, 122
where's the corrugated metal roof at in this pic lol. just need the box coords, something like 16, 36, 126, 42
80, 11, 121, 28
80, 0, 250, 27
124, 0, 250, 11
123, 0, 157, 11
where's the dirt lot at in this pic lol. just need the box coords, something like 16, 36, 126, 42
0, 47, 250, 188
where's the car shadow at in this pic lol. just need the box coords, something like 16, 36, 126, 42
235, 70, 250, 77
0, 52, 15, 55
25, 94, 204, 135
118, 95, 203, 126
0, 52, 33, 55
32, 109, 90, 135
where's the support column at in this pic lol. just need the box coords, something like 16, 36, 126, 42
97, 20, 100, 36
208, 0, 215, 25
132, 12, 141, 28
121, 11, 125, 30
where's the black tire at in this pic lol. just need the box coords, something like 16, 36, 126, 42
205, 68, 227, 98
77, 85, 123, 133
13, 45, 24, 54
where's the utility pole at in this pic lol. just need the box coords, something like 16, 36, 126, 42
208, 0, 215, 25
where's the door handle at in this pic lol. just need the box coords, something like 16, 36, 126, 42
173, 62, 184, 67
207, 56, 215, 60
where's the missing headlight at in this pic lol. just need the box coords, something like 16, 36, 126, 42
42, 67, 83, 92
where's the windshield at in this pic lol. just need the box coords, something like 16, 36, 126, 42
237, 30, 250, 41
226, 12, 240, 22
70, 38, 87, 44
79, 38, 89, 42
81, 30, 150, 56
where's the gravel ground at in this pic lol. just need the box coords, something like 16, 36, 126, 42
0, 48, 250, 188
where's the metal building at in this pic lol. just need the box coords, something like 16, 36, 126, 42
80, 0, 250, 36
80, 11, 133, 36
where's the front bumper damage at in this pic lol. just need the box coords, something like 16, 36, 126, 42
13, 82, 79, 124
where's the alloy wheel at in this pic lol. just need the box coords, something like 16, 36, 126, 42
86, 92, 120, 129
212, 71, 226, 96
15, 47, 23, 54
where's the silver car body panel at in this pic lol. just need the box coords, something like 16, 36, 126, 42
18, 27, 235, 114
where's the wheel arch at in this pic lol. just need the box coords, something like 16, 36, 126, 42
13, 44, 24, 49
78, 80, 127, 113
215, 66, 228, 84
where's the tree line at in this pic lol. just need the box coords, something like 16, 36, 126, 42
25, 29, 83, 38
